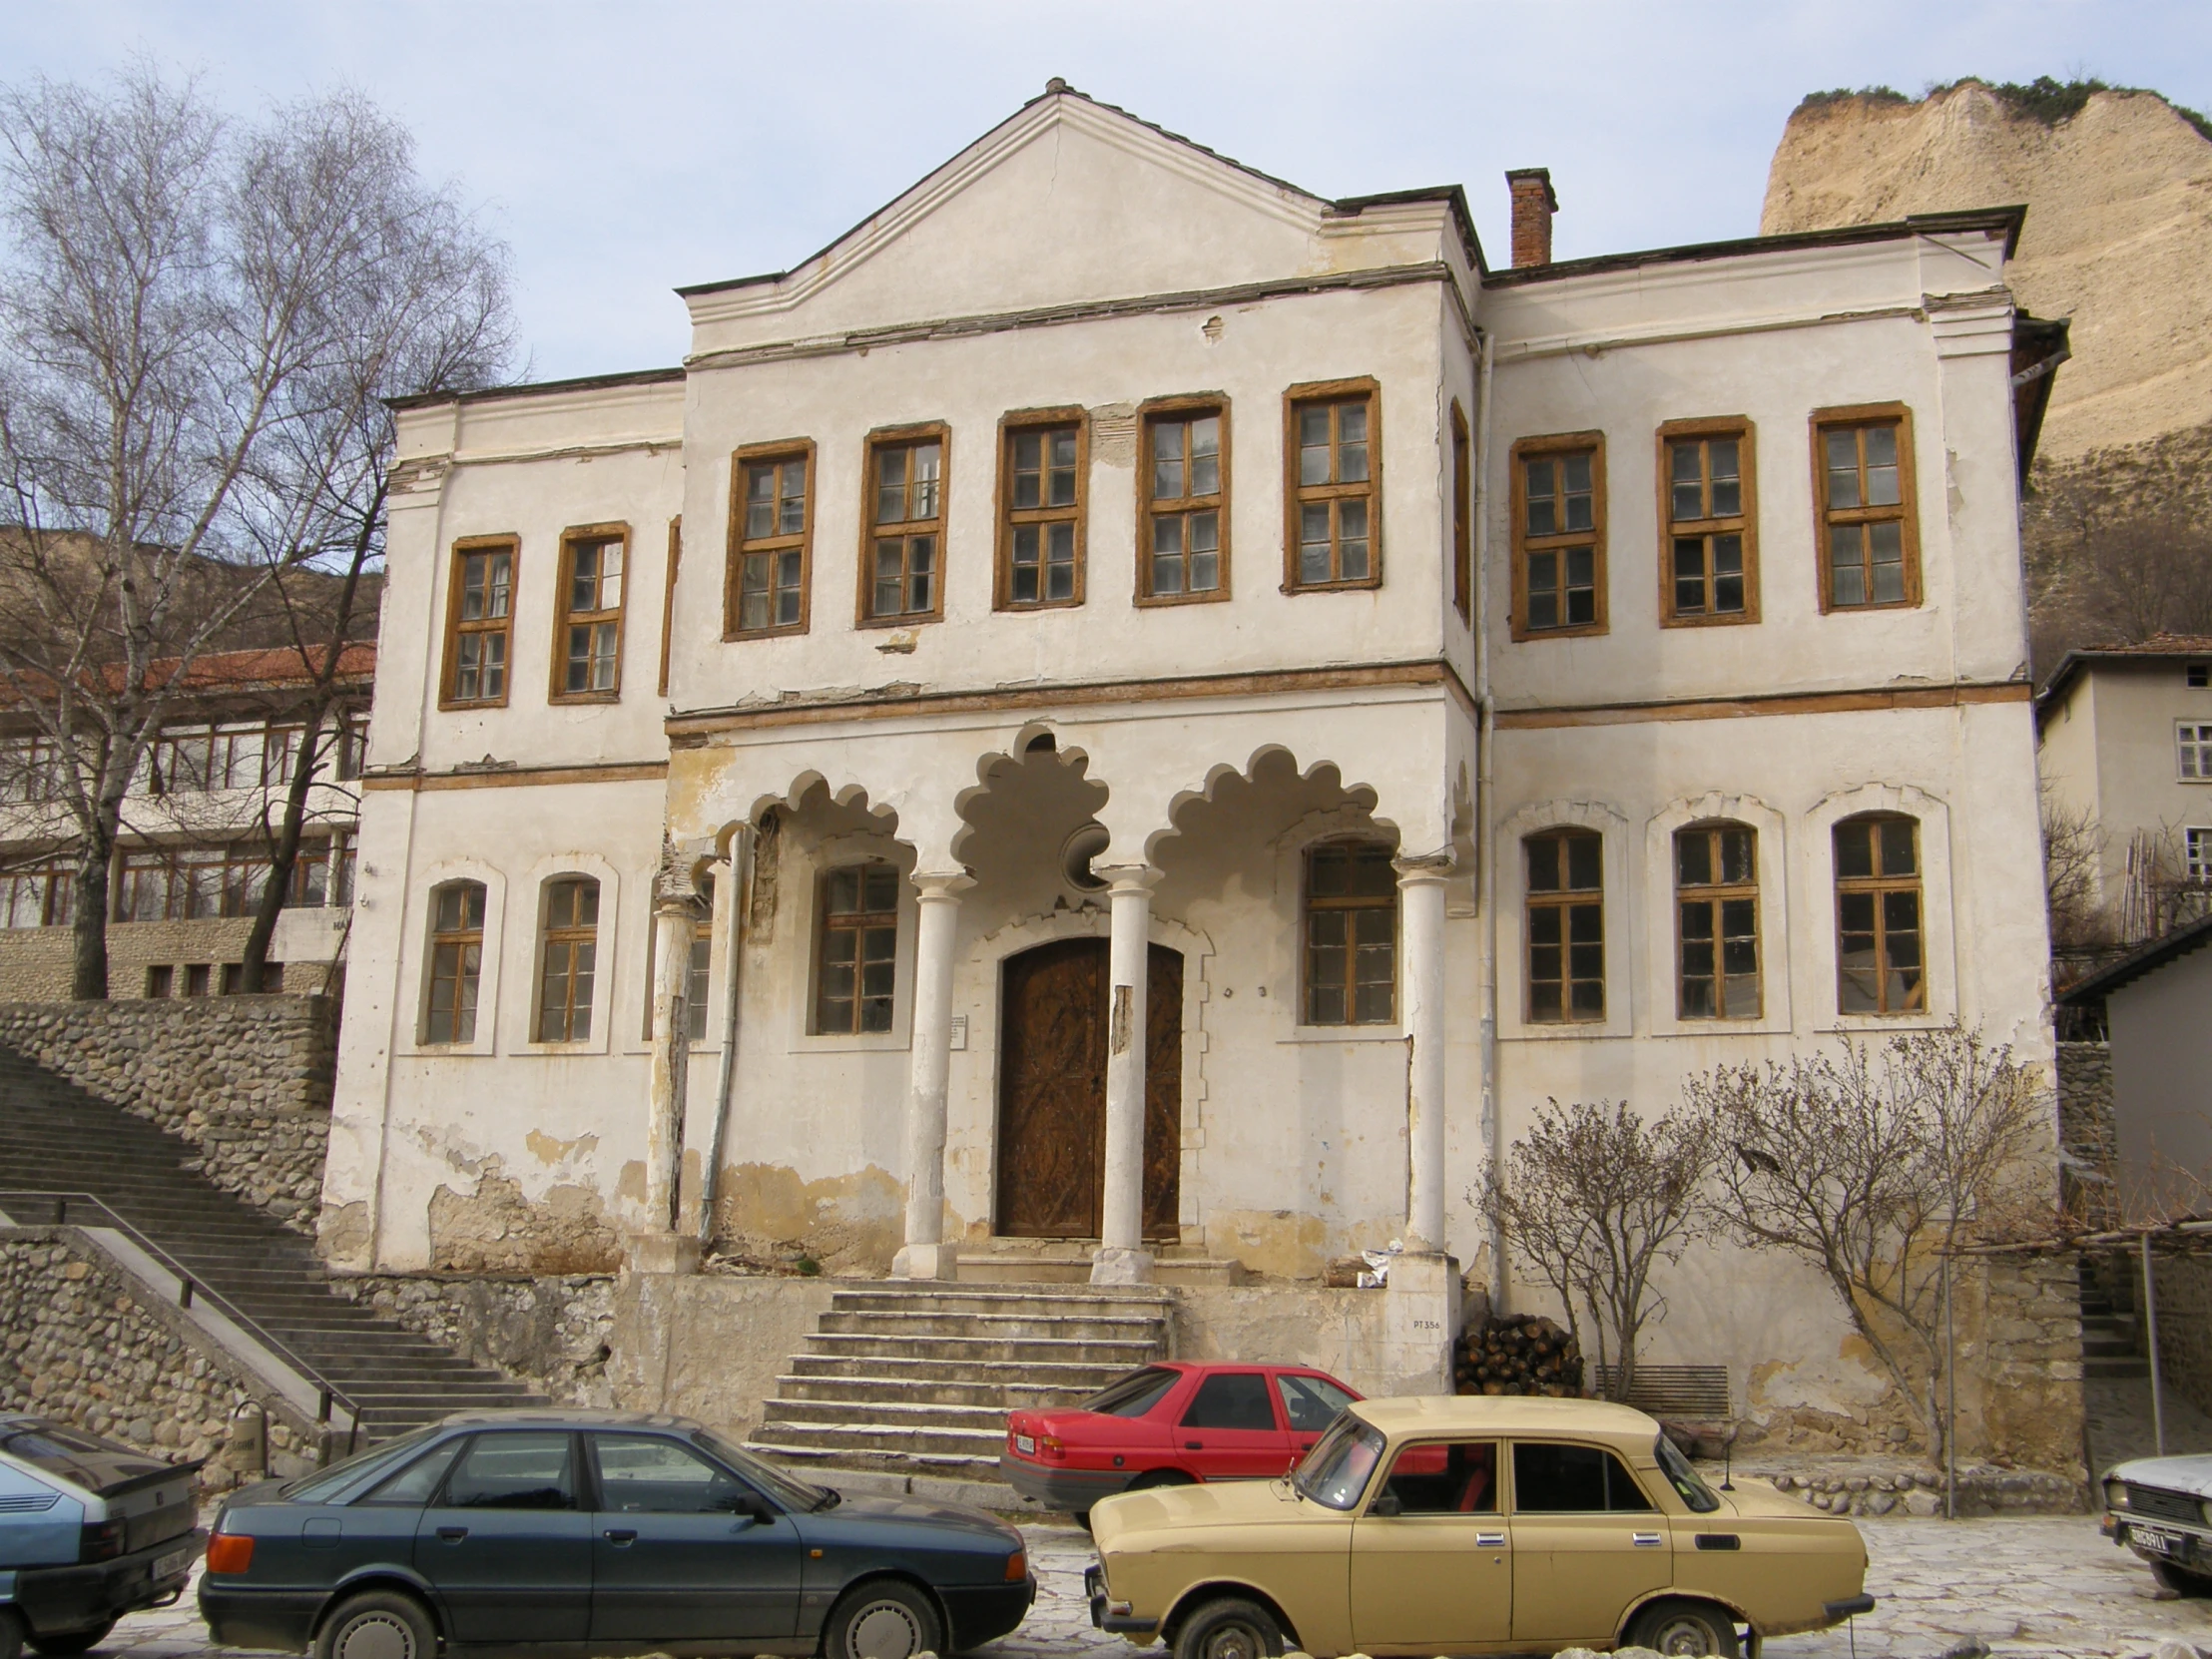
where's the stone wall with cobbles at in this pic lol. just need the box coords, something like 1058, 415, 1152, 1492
2155, 1251, 2212, 1419
0, 996, 333, 1232
0, 1228, 319, 1490
330, 1273, 618, 1404
2056, 1042, 2118, 1228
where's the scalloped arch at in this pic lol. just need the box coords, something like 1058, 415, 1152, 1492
1146, 743, 1390, 865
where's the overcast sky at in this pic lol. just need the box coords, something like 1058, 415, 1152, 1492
6, 2, 2207, 384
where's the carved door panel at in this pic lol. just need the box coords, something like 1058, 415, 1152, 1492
1143, 944, 1183, 1241
996, 939, 1106, 1238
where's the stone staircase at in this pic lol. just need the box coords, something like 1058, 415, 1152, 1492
2080, 1274, 2149, 1381
956, 1235, 1246, 1286
746, 1283, 1173, 1481
0, 1043, 544, 1441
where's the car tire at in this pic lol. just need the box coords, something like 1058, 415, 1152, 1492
313, 1590, 437, 1659
823, 1578, 942, 1659
1172, 1596, 1285, 1659
0, 1608, 24, 1659
1130, 1468, 1195, 1490
1628, 1598, 1742, 1659
2150, 1558, 2212, 1597
27, 1621, 115, 1657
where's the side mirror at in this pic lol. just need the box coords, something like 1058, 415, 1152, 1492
725, 1491, 776, 1526
1370, 1493, 1401, 1517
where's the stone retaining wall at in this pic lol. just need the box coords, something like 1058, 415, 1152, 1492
0, 996, 334, 1232
329, 1273, 618, 1404
2155, 1252, 2212, 1419
0, 1228, 319, 1490
2057, 1042, 2118, 1228
1759, 1464, 2082, 1516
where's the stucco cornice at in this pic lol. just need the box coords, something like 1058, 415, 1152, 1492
1495, 679, 2029, 729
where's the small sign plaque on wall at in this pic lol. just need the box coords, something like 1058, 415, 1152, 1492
948, 1014, 967, 1051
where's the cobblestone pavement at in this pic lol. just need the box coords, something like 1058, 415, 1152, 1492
92, 1513, 2212, 1659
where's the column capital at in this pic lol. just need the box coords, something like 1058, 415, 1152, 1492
909, 868, 975, 901
1094, 862, 1164, 896
1392, 850, 1456, 884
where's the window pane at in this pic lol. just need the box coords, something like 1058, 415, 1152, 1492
1181, 1373, 1276, 1430
1524, 461, 1556, 535
443, 1432, 576, 1510
1708, 440, 1740, 516
593, 1434, 749, 1515
1879, 819, 1916, 875
1190, 417, 1220, 495
1565, 832, 1601, 890
1299, 408, 1332, 485
1826, 431, 1862, 508
1676, 831, 1712, 887
1835, 822, 1874, 878
1338, 500, 1369, 581
1864, 425, 1900, 506
1721, 830, 1754, 883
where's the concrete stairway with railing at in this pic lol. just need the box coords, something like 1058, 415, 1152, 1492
2080, 1272, 2150, 1381
0, 1043, 543, 1442
745, 1283, 1173, 1484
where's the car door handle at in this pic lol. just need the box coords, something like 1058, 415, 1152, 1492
1475, 1531, 1506, 1548
1185, 1440, 1203, 1450
436, 1526, 468, 1542
603, 1529, 638, 1546
1632, 1531, 1665, 1547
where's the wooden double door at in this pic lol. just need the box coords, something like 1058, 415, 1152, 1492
994, 938, 1181, 1240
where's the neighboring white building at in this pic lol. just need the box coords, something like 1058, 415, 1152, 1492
322, 88, 2064, 1435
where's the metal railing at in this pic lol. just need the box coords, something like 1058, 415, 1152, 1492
0, 1190, 362, 1462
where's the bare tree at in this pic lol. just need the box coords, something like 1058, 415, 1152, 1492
2040, 782, 2111, 952
2026, 501, 2212, 674
0, 67, 511, 996
1689, 1029, 2049, 1466
1485, 1098, 1718, 1404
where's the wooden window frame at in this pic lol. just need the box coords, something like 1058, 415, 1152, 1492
1674, 822, 1762, 1021
534, 875, 601, 1043
1811, 402, 1921, 613
2180, 722, 2212, 781
814, 863, 901, 1036
993, 407, 1089, 612
1508, 431, 1608, 642
548, 522, 630, 705
1451, 399, 1472, 624
657, 517, 681, 697
1136, 394, 1232, 607
1657, 416, 1759, 628
422, 879, 487, 1045
1302, 839, 1398, 1027
856, 421, 949, 629
1282, 377, 1383, 593
1833, 814, 1925, 1016
439, 534, 518, 710
1524, 828, 1605, 1023
725, 441, 816, 641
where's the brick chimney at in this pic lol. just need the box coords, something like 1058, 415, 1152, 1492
1506, 168, 1558, 268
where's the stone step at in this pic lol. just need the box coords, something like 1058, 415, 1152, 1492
804, 1332, 1156, 1366
750, 1419, 1007, 1458
816, 1309, 1165, 1342
786, 1353, 1129, 1388
746, 1437, 1006, 1477
954, 1255, 1245, 1286
761, 1395, 1009, 1433
774, 1372, 1097, 1409
830, 1287, 1172, 1316
2085, 1356, 2151, 1378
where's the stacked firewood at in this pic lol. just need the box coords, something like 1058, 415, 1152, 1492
1453, 1313, 1584, 1396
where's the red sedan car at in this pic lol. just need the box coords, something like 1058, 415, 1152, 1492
999, 1361, 1361, 1516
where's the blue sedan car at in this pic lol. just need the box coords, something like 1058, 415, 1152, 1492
199, 1409, 1033, 1659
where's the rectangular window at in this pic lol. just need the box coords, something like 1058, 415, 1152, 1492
1304, 842, 1397, 1026
183, 963, 211, 998
1813, 404, 1919, 611
0, 864, 71, 929
2187, 828, 2212, 882
1835, 815, 1924, 1014
687, 918, 713, 1043
443, 537, 516, 707
553, 525, 626, 700
425, 881, 486, 1044
728, 446, 811, 639
145, 964, 173, 999
1510, 433, 1606, 640
1526, 829, 1603, 1022
1659, 419, 1757, 625
0, 735, 64, 803
998, 412, 1086, 609
1451, 401, 1473, 623
2179, 723, 2212, 780
2190, 664, 2210, 689
1140, 401, 1228, 603
536, 876, 600, 1042
1285, 379, 1381, 590
1675, 824, 1760, 1019
816, 864, 899, 1034
862, 426, 946, 624
150, 723, 300, 795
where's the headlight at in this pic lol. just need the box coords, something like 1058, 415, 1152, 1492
2104, 1479, 2128, 1511
2201, 1498, 2212, 1528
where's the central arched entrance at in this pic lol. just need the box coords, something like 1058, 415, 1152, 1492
994, 938, 1181, 1239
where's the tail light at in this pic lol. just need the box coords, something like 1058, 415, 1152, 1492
1039, 1435, 1064, 1460
1004, 1549, 1027, 1582
79, 1518, 126, 1562
206, 1532, 256, 1574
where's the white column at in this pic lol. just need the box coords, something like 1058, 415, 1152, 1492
633, 893, 700, 1275
892, 872, 965, 1281
1093, 865, 1161, 1285
1396, 855, 1452, 1254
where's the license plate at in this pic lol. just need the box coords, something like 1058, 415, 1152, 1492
2134, 1525, 2184, 1557
1014, 1434, 1036, 1455
154, 1546, 195, 1580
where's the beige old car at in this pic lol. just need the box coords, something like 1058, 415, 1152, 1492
1086, 1395, 1871, 1659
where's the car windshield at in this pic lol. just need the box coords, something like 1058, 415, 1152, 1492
1079, 1368, 1180, 1419
0, 1422, 168, 1495
1655, 1432, 1721, 1513
692, 1428, 837, 1511
1293, 1416, 1385, 1510
280, 1425, 445, 1504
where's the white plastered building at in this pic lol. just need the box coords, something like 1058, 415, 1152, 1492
322, 88, 2064, 1428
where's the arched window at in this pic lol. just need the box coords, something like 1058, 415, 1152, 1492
423, 881, 486, 1044
536, 876, 600, 1042
1835, 815, 1923, 1014
1525, 829, 1602, 1023
1675, 823, 1759, 1019
1304, 841, 1396, 1025
816, 864, 899, 1034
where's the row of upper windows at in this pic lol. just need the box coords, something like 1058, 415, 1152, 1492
1, 719, 363, 802
0, 837, 354, 930
1510, 403, 1923, 639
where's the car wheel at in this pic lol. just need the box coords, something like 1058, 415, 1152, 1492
27, 1621, 115, 1657
1628, 1599, 1742, 1659
2150, 1558, 2212, 1597
313, 1590, 437, 1659
824, 1579, 942, 1659
1172, 1596, 1285, 1659
1130, 1468, 1196, 1490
